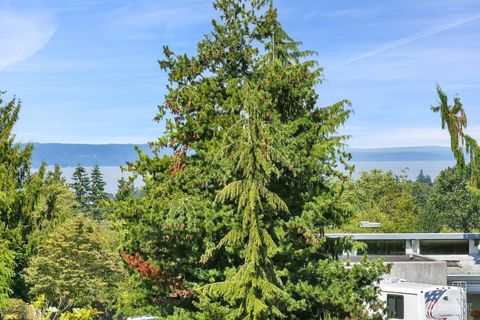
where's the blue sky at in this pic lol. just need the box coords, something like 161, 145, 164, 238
0, 0, 479, 148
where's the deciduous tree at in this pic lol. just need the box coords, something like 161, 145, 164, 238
25, 215, 123, 309
419, 167, 480, 232
338, 169, 419, 233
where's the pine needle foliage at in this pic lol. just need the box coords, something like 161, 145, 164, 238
89, 164, 109, 218
70, 165, 90, 209
0, 91, 75, 299
70, 164, 108, 217
90, 164, 107, 204
114, 1, 387, 318
204, 84, 290, 319
431, 85, 467, 170
0, 242, 14, 307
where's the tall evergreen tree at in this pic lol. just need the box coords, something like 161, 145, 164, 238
0, 91, 75, 299
432, 85, 467, 169
70, 164, 90, 210
115, 177, 134, 201
90, 164, 107, 202
204, 84, 289, 318
432, 85, 480, 189
0, 242, 14, 307
0, 92, 35, 298
415, 169, 432, 186
114, 1, 386, 318
89, 164, 108, 218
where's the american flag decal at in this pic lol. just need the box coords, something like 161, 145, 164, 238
424, 289, 447, 320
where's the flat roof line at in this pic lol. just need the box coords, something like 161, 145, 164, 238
326, 233, 480, 240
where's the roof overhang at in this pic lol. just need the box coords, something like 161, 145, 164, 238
326, 233, 480, 240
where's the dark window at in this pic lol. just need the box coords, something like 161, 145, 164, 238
420, 239, 469, 255
386, 294, 404, 319
357, 240, 406, 255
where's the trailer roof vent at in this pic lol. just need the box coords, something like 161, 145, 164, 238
382, 277, 402, 284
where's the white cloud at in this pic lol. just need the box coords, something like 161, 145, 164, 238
0, 8, 56, 69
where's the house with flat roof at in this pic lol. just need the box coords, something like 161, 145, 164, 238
326, 233, 480, 316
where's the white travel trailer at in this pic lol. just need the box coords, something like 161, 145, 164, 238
379, 280, 467, 320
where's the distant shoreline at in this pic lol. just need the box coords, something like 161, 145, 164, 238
34, 160, 455, 194
25, 143, 454, 167
26, 144, 455, 193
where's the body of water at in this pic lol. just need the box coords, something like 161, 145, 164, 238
55, 166, 141, 194
52, 161, 455, 194
351, 160, 455, 180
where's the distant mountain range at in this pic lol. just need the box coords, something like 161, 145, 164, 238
28, 143, 152, 167
26, 143, 455, 168
349, 147, 455, 181
349, 146, 454, 162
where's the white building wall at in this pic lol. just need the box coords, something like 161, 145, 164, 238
469, 239, 480, 256
405, 239, 420, 255
388, 261, 447, 285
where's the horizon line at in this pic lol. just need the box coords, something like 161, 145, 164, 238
19, 142, 452, 149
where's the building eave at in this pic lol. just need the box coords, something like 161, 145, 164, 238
326, 233, 480, 240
